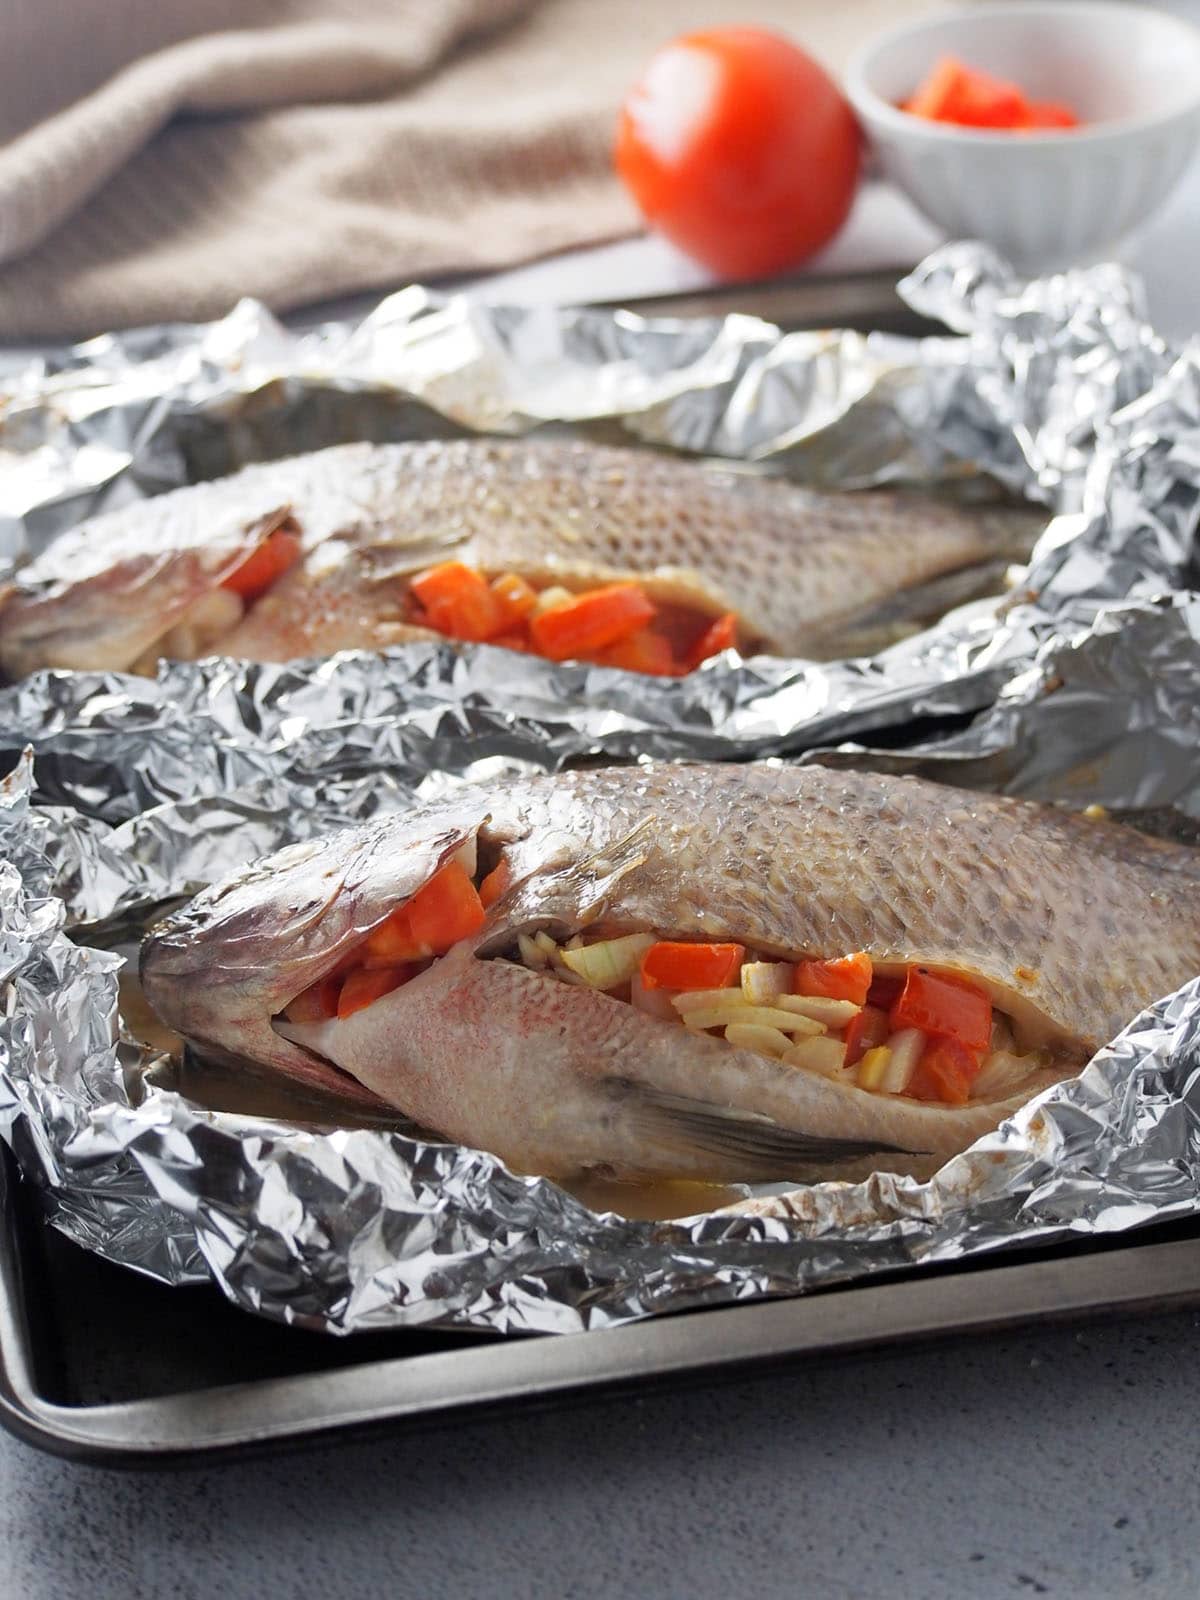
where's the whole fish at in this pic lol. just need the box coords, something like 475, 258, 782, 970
140, 764, 1200, 1185
0, 439, 1034, 678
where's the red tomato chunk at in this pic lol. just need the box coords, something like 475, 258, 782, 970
889, 968, 992, 1053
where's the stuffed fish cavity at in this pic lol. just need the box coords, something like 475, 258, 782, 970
141, 763, 1200, 1187
0, 438, 1035, 679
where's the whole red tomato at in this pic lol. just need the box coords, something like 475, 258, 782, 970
615, 28, 861, 279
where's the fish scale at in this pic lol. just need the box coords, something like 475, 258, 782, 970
141, 763, 1200, 1184
0, 438, 1036, 676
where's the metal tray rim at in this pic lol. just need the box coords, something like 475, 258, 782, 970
5, 1169, 1200, 1468
1, 273, 1194, 1466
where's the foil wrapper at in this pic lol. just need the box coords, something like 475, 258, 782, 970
1, 242, 1198, 1335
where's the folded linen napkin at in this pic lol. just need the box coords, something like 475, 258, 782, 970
0, 0, 929, 338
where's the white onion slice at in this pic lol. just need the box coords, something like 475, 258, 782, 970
724, 1022, 792, 1060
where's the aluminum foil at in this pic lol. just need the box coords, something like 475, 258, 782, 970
0, 241, 1169, 569
1, 242, 1199, 1335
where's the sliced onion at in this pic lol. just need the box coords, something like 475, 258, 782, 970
856, 1046, 893, 1091
784, 1035, 847, 1078
517, 932, 549, 969
724, 1022, 792, 1059
453, 837, 478, 879
773, 993, 860, 1027
682, 1002, 823, 1035
672, 987, 751, 1015
531, 585, 574, 616
878, 1028, 924, 1093
559, 933, 657, 989
740, 961, 793, 1004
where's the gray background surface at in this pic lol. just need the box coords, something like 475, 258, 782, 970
2, 1310, 1198, 1598
3, 4, 1200, 1595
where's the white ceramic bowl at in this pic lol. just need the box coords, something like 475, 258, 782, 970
845, 1, 1200, 272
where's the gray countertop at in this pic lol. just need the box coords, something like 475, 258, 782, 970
4, 5, 1200, 1595
3, 1309, 1198, 1598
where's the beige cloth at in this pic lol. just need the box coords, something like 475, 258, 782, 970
0, 0, 925, 338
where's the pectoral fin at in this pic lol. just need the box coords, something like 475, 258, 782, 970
615, 1081, 916, 1181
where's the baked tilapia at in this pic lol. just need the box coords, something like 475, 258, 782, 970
140, 764, 1200, 1186
0, 439, 1035, 679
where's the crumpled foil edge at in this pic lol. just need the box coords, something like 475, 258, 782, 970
0, 241, 1197, 1335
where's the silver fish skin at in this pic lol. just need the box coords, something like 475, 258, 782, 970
0, 439, 1035, 677
140, 764, 1200, 1184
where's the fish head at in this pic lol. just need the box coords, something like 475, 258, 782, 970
0, 503, 295, 677
140, 811, 492, 1108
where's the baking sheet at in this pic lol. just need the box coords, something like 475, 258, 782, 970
1, 244, 1199, 1339
4, 1143, 1200, 1465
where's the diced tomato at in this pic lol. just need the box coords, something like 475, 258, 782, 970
903, 56, 963, 119
795, 951, 873, 1007
401, 562, 731, 679
906, 1037, 983, 1106
596, 627, 677, 676
282, 974, 342, 1023
686, 612, 739, 670
490, 631, 531, 652
529, 583, 657, 661
405, 860, 486, 952
337, 965, 410, 1020
410, 562, 506, 642
889, 968, 992, 1053
490, 572, 539, 625
640, 941, 745, 991
954, 76, 1025, 128
363, 909, 430, 965
842, 1004, 890, 1068
221, 525, 302, 603
1017, 100, 1079, 130
866, 975, 904, 1011
905, 56, 1025, 128
363, 861, 485, 963
479, 859, 511, 908
902, 55, 1079, 133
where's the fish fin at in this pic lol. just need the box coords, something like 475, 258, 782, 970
828, 558, 1016, 657
615, 1082, 917, 1180
569, 815, 657, 904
